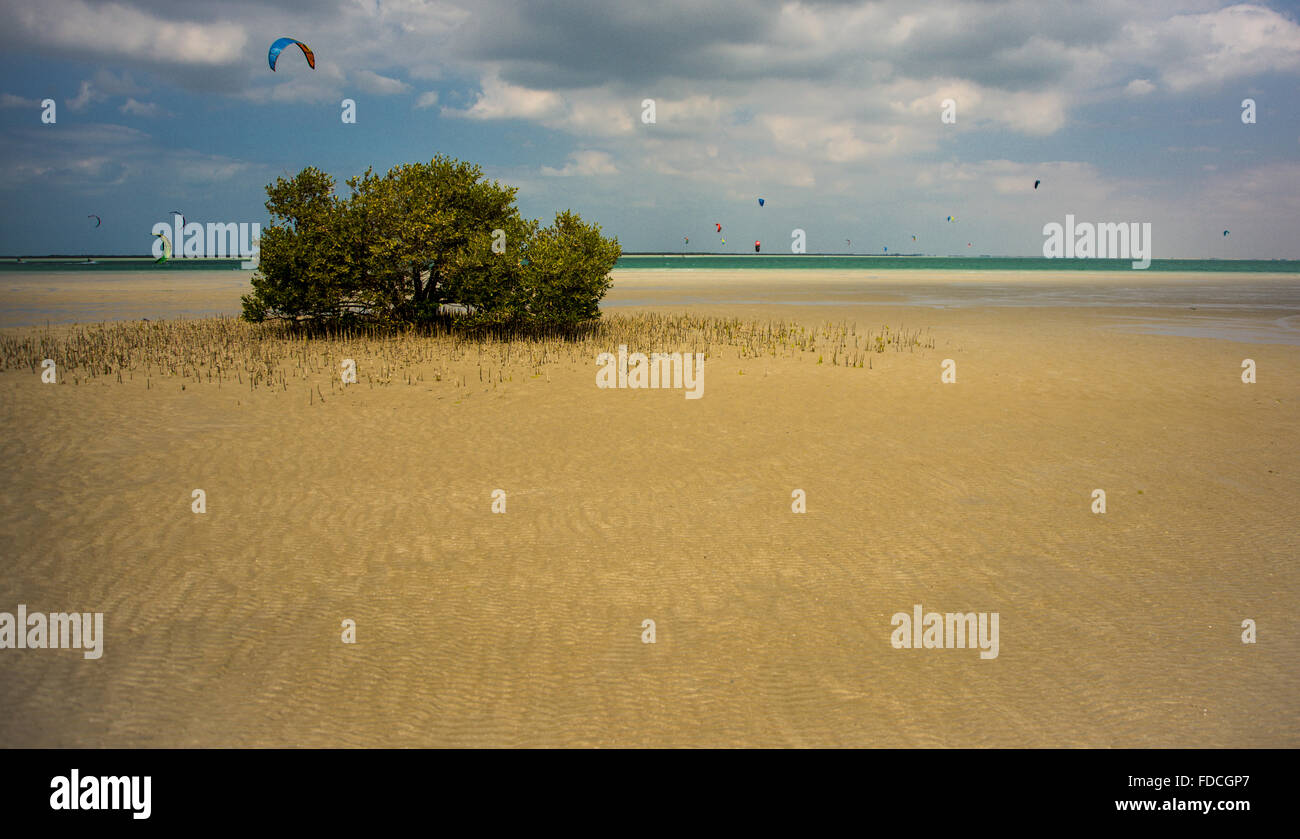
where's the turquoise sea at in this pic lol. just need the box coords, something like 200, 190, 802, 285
614, 255, 1300, 272
3, 256, 1299, 343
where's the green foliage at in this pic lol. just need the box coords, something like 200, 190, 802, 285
241, 155, 621, 330
241, 167, 356, 324
517, 211, 620, 326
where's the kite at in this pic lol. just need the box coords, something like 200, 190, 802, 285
684, 236, 689, 245
883, 246, 887, 253
967, 242, 972, 247
268, 37, 316, 72
720, 237, 726, 244
754, 241, 761, 253
912, 235, 917, 241
88, 215, 101, 228
154, 232, 172, 264
715, 223, 722, 233
758, 198, 765, 207
1223, 230, 1230, 236
1034, 180, 1041, 189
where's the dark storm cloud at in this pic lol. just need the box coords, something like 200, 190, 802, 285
449, 0, 782, 88
89, 0, 344, 21
880, 1, 1132, 89
443, 0, 1165, 92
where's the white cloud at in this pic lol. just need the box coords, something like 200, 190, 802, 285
2, 0, 247, 65
353, 70, 411, 95
66, 80, 100, 111
3, 0, 1300, 256
451, 73, 563, 120
762, 115, 883, 163
990, 89, 1069, 135
1121, 4, 1300, 91
172, 153, 258, 183
360, 0, 471, 37
541, 150, 618, 177
239, 60, 348, 106
119, 98, 165, 117
566, 100, 636, 137
0, 92, 40, 108
92, 69, 147, 97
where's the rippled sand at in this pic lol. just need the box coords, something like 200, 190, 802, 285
1, 270, 1297, 746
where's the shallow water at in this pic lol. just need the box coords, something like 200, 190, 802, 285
603, 274, 1300, 345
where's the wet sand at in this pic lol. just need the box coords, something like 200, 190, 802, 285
0, 269, 1296, 746
0, 269, 250, 328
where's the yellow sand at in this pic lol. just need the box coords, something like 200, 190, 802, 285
0, 269, 1296, 746
0, 269, 250, 328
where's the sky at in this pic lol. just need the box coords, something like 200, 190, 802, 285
0, 0, 1298, 258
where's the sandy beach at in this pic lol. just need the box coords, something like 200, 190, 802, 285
0, 269, 250, 329
1, 268, 1296, 747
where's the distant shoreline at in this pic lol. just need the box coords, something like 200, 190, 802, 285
5, 254, 1300, 273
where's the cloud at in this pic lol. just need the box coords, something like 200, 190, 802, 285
0, 124, 147, 189
449, 0, 775, 89
541, 150, 618, 177
357, 0, 470, 37
1124, 78, 1156, 96
896, 79, 1068, 135
761, 114, 886, 163
238, 60, 347, 105
119, 98, 166, 117
448, 78, 646, 137
66, 80, 102, 111
4, 1, 1297, 118
4, 0, 1300, 256
92, 69, 148, 97
985, 89, 1069, 135
1, 0, 248, 65
0, 92, 40, 108
0, 121, 266, 193
1198, 160, 1300, 215
1120, 4, 1300, 91
451, 73, 564, 120
353, 69, 411, 95
170, 152, 259, 184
